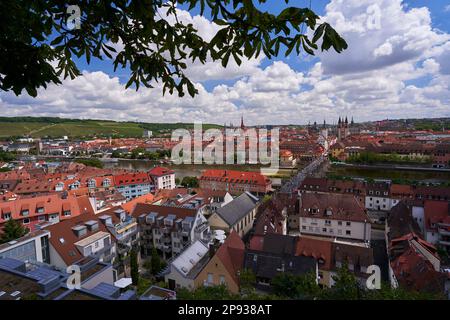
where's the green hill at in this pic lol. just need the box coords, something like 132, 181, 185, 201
0, 117, 221, 139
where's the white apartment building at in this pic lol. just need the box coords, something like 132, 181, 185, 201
148, 167, 176, 191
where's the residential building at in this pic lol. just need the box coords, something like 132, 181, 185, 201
45, 207, 138, 280
0, 230, 50, 264
365, 182, 393, 211
148, 167, 176, 191
293, 193, 371, 242
194, 231, 245, 294
280, 150, 297, 167
244, 241, 317, 291
132, 203, 211, 259
208, 191, 259, 238
164, 240, 210, 290
387, 201, 423, 241
388, 233, 446, 296
298, 177, 366, 206
0, 193, 95, 231
199, 169, 272, 195
113, 172, 152, 200
421, 200, 450, 253
90, 189, 127, 213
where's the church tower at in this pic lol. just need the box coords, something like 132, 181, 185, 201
337, 116, 351, 141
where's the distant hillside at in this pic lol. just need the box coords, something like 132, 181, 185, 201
0, 117, 222, 139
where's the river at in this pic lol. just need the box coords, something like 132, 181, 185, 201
102, 159, 291, 186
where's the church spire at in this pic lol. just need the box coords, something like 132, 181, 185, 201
240, 115, 245, 129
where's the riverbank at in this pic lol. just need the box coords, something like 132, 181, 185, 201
327, 163, 450, 183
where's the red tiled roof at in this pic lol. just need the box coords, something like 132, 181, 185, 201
113, 172, 150, 187
215, 231, 245, 286
44, 206, 122, 265
0, 194, 94, 223
199, 169, 270, 186
296, 237, 333, 270
390, 247, 445, 295
121, 193, 156, 213
390, 232, 437, 254
390, 184, 414, 196
280, 149, 293, 157
249, 235, 264, 251
424, 200, 449, 231
299, 193, 369, 223
148, 167, 174, 177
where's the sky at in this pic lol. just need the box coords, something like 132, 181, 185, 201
0, 0, 450, 126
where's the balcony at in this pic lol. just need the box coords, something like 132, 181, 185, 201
91, 243, 113, 259
194, 222, 209, 234
181, 229, 190, 237
115, 216, 137, 232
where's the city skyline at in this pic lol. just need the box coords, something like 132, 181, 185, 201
1, 1, 449, 125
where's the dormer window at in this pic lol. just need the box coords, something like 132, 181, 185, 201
2, 213, 11, 221
21, 209, 29, 217
72, 225, 87, 238
36, 207, 44, 214
102, 179, 111, 187
63, 210, 71, 216
88, 179, 96, 188
85, 220, 99, 231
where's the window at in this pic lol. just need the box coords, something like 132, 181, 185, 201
322, 228, 327, 232
38, 215, 46, 222
63, 210, 71, 216
94, 241, 99, 248
219, 275, 226, 285
346, 221, 351, 226
23, 218, 30, 225
84, 246, 92, 256
36, 207, 44, 214
346, 230, 351, 235
2, 213, 11, 220
338, 229, 342, 235
21, 210, 29, 217
207, 273, 213, 284
338, 221, 342, 226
